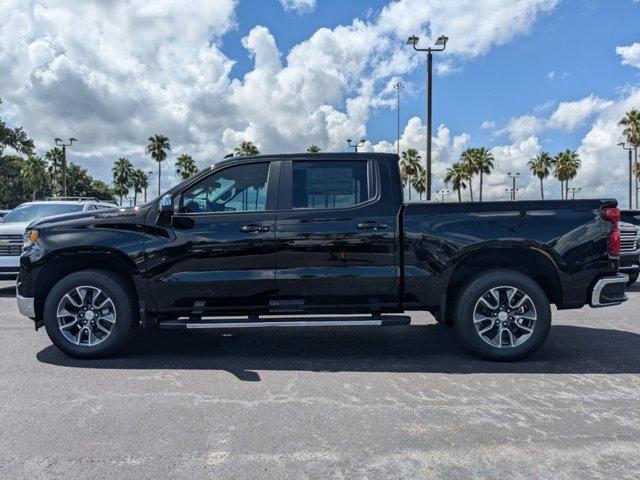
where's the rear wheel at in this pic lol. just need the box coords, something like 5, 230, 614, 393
43, 270, 135, 358
626, 273, 638, 286
453, 269, 551, 361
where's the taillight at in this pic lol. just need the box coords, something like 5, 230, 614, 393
602, 207, 621, 223
609, 230, 621, 256
602, 207, 621, 256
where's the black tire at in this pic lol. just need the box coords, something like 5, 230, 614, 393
43, 270, 136, 358
626, 273, 638, 286
453, 269, 551, 361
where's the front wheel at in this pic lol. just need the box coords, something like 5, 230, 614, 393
43, 270, 136, 358
453, 269, 551, 361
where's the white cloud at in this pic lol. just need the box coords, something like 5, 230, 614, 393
547, 94, 613, 133
481, 120, 496, 129
534, 99, 556, 113
377, 0, 558, 58
616, 42, 640, 70
0, 0, 562, 191
279, 0, 316, 13
547, 70, 555, 80
498, 115, 543, 142
573, 88, 640, 208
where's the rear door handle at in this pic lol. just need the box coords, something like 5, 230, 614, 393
240, 224, 270, 233
357, 221, 388, 230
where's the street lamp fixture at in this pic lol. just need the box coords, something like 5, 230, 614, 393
54, 137, 77, 197
346, 138, 366, 153
436, 189, 450, 202
570, 187, 582, 200
406, 33, 449, 201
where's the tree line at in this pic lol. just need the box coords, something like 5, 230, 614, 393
436, 109, 640, 203
2, 93, 639, 208
0, 100, 112, 208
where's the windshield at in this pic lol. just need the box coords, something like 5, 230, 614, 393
2, 203, 84, 223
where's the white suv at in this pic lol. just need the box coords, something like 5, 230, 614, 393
0, 198, 116, 279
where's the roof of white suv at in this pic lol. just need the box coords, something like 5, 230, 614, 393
1, 199, 116, 225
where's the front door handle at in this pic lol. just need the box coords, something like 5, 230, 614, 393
240, 224, 270, 233
357, 221, 388, 230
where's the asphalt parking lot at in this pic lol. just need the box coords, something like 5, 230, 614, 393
1, 280, 639, 479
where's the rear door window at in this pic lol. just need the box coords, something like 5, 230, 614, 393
292, 161, 373, 209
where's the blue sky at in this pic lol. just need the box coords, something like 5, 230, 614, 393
224, 0, 640, 154
1, 0, 639, 203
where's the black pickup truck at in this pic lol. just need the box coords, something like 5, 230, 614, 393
17, 153, 628, 361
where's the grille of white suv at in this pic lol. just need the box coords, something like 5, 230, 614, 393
0, 234, 23, 256
620, 226, 639, 254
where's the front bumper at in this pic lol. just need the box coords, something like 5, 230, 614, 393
16, 292, 35, 319
590, 273, 628, 308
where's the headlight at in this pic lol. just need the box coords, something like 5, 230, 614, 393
23, 230, 39, 249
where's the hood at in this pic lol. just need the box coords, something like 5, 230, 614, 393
29, 205, 149, 230
0, 221, 31, 235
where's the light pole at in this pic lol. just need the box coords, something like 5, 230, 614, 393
505, 188, 519, 201
436, 189, 450, 202
394, 82, 404, 157
619, 142, 634, 209
346, 139, 365, 153
54, 137, 77, 197
507, 172, 520, 201
407, 34, 448, 201
570, 187, 582, 200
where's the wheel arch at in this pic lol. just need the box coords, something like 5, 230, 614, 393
34, 249, 140, 321
441, 247, 562, 325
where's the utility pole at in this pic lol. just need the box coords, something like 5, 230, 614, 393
54, 137, 77, 197
507, 172, 520, 201
394, 82, 404, 157
346, 139, 365, 153
407, 34, 449, 201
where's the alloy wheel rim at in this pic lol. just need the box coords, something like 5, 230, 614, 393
56, 286, 117, 346
473, 285, 537, 349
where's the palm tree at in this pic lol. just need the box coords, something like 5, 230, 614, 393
234, 141, 260, 157
553, 150, 581, 199
21, 155, 47, 201
528, 152, 553, 200
45, 147, 64, 196
619, 109, 640, 207
146, 134, 171, 196
444, 162, 468, 203
130, 169, 147, 206
412, 163, 427, 200
175, 154, 198, 180
460, 149, 477, 202
473, 147, 494, 202
139, 171, 150, 202
400, 148, 422, 200
112, 157, 133, 206
307, 145, 322, 153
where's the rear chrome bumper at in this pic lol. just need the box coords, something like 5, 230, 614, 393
590, 273, 628, 308
16, 293, 35, 318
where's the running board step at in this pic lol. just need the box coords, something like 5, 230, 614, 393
159, 315, 411, 330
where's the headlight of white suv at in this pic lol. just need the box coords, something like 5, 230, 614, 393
23, 230, 39, 249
